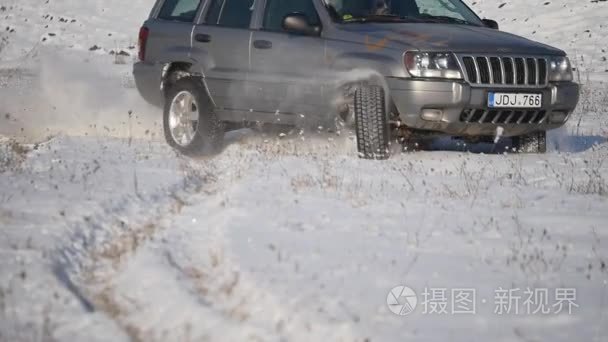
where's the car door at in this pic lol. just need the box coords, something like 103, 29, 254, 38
249, 0, 328, 115
191, 0, 255, 110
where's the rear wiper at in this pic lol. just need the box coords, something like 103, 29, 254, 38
342, 14, 424, 24
417, 14, 479, 26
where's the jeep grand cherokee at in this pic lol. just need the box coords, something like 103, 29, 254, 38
134, 0, 580, 159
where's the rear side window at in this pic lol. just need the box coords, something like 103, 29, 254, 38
205, 0, 254, 29
158, 0, 202, 22
263, 0, 320, 32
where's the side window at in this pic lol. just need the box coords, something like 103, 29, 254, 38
158, 0, 202, 22
263, 0, 321, 32
205, 0, 254, 29
414, 0, 466, 20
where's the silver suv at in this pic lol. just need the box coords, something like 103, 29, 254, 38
134, 0, 580, 159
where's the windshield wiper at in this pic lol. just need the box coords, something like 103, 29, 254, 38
417, 14, 479, 26
342, 14, 424, 24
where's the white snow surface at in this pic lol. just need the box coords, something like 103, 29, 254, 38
1, 0, 608, 341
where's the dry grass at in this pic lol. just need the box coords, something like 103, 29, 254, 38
505, 215, 569, 278
0, 139, 31, 173
541, 82, 608, 195
576, 151, 608, 196
569, 82, 608, 136
543, 145, 608, 196
0, 34, 8, 55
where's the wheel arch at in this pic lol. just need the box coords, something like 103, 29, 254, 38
161, 62, 216, 107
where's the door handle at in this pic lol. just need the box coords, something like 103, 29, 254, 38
195, 34, 211, 43
253, 40, 272, 49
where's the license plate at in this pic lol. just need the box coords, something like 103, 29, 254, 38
488, 93, 542, 108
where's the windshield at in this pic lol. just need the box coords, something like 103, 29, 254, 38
324, 0, 483, 26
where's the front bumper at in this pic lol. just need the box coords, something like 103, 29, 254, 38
388, 78, 580, 137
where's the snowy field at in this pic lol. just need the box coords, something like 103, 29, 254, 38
1, 0, 608, 341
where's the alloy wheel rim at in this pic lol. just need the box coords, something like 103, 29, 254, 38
169, 91, 199, 147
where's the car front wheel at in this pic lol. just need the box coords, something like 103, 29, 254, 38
354, 85, 390, 160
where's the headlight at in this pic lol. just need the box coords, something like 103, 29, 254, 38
404, 52, 463, 79
548, 56, 573, 82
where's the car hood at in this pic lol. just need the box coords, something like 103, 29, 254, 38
329, 23, 565, 55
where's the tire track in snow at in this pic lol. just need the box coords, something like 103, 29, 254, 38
153, 199, 359, 342
55, 140, 359, 341
51, 157, 218, 341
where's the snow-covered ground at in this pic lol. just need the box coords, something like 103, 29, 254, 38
1, 1, 608, 341
471, 0, 608, 80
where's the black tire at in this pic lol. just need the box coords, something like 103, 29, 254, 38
163, 77, 224, 156
512, 131, 547, 153
354, 85, 390, 160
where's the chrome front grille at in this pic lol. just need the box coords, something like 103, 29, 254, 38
460, 109, 548, 124
459, 55, 548, 87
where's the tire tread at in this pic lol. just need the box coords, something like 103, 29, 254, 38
354, 86, 390, 160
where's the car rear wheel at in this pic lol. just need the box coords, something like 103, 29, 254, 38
512, 131, 547, 153
354, 85, 390, 160
163, 77, 224, 156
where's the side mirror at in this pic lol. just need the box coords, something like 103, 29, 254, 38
482, 19, 499, 30
282, 13, 320, 36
